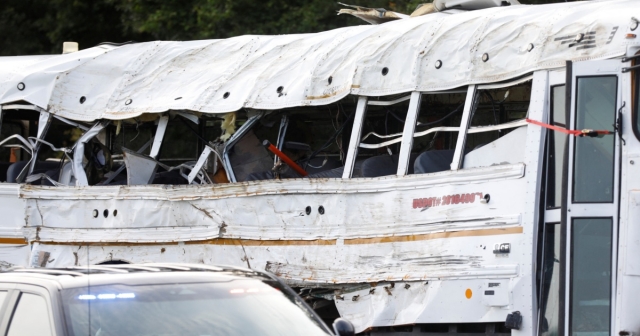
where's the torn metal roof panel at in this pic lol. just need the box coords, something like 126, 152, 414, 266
0, 0, 636, 121
337, 2, 409, 25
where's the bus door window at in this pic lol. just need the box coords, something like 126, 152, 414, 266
539, 82, 567, 335
570, 218, 613, 334
572, 76, 617, 203
539, 222, 562, 336
546, 85, 567, 209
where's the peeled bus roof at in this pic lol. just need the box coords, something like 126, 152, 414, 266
0, 0, 635, 121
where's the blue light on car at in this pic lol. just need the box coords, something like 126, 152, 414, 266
116, 293, 135, 299
98, 294, 117, 299
78, 293, 135, 300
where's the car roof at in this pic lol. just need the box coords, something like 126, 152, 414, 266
0, 263, 270, 290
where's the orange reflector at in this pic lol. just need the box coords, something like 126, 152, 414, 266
627, 34, 637, 39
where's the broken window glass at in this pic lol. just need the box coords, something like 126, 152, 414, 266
224, 95, 359, 182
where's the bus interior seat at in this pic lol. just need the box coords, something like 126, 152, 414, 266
245, 168, 302, 181
306, 159, 365, 179
304, 156, 343, 175
246, 159, 365, 180
6, 161, 61, 183
413, 150, 455, 174
243, 142, 342, 181
39, 168, 63, 186
0, 162, 12, 182
152, 170, 189, 185
228, 130, 273, 182
360, 154, 418, 178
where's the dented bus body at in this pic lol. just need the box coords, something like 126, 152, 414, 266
0, 0, 639, 334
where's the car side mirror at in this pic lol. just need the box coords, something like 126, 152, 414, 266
332, 318, 355, 336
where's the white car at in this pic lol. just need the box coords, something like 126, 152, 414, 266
0, 263, 354, 336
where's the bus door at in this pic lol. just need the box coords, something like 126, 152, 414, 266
565, 60, 622, 335
539, 60, 623, 335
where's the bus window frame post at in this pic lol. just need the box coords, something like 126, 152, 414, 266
342, 96, 368, 179
450, 85, 477, 170
396, 92, 421, 176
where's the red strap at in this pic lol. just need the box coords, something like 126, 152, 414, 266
525, 119, 611, 137
263, 140, 309, 177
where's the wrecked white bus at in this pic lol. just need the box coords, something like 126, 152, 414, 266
0, 0, 639, 334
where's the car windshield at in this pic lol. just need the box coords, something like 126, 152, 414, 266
61, 279, 330, 336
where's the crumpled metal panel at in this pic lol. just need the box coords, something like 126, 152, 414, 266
334, 277, 523, 333
13, 163, 527, 286
0, 1, 635, 121
18, 164, 524, 238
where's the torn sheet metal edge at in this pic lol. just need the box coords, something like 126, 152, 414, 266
268, 263, 520, 284
31, 232, 524, 283
16, 163, 525, 200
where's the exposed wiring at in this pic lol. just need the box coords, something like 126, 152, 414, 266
305, 107, 356, 163
416, 102, 464, 128
360, 101, 465, 142
129, 120, 141, 142
482, 91, 499, 127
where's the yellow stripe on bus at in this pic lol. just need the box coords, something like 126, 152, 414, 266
33, 226, 523, 247
0, 237, 28, 245
344, 226, 524, 245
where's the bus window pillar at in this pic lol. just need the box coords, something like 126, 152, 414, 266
149, 115, 169, 159
342, 96, 368, 179
396, 91, 421, 176
450, 85, 477, 170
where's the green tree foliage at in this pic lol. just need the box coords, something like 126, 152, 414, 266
0, 0, 149, 55
111, 0, 427, 40
1, 0, 567, 56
